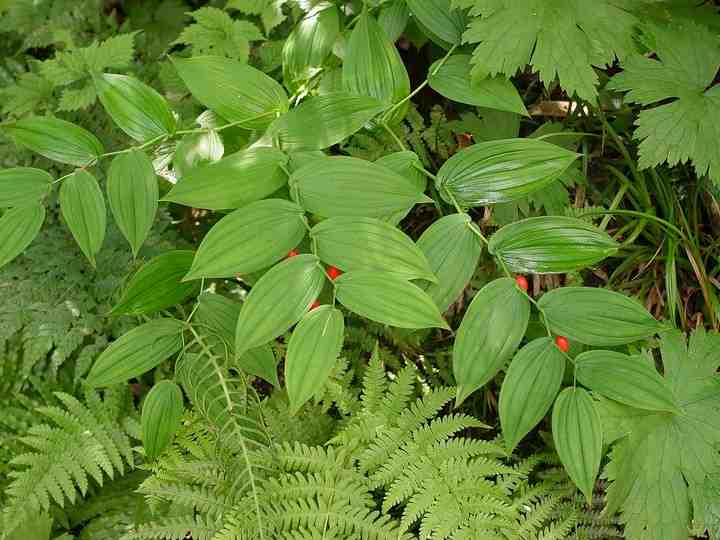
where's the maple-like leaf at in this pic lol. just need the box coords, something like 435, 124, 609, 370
597, 328, 720, 540
227, 0, 288, 33
175, 7, 263, 61
458, 0, 638, 102
608, 22, 720, 184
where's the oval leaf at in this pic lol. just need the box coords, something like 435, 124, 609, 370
428, 55, 527, 116
266, 93, 385, 151
96, 73, 176, 142
436, 138, 579, 207
187, 199, 306, 279
453, 277, 530, 406
334, 271, 448, 329
311, 216, 435, 281
552, 387, 603, 504
141, 380, 184, 460
59, 170, 106, 267
343, 11, 410, 124
235, 254, 326, 355
0, 167, 52, 208
406, 0, 467, 46
164, 147, 288, 210
237, 345, 280, 388
489, 216, 620, 274
379, 0, 409, 42
575, 350, 680, 413
112, 251, 199, 316
417, 213, 483, 312
538, 287, 663, 346
285, 305, 345, 414
5, 117, 103, 166
291, 156, 431, 218
107, 150, 159, 256
499, 337, 566, 452
0, 204, 45, 269
86, 318, 185, 387
172, 55, 288, 130
375, 151, 426, 224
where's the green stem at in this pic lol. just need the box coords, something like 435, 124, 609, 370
382, 121, 407, 151
577, 209, 688, 241
600, 182, 628, 231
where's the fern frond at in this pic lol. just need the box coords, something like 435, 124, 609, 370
123, 515, 222, 540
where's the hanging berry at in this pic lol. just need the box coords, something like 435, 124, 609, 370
287, 249, 299, 258
327, 266, 342, 280
310, 300, 321, 310
555, 335, 570, 353
515, 275, 529, 292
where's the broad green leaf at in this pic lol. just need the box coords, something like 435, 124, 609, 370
186, 199, 306, 279
235, 254, 325, 355
375, 151, 426, 224
343, 11, 410, 125
538, 287, 663, 346
489, 216, 619, 274
265, 93, 385, 151
436, 138, 579, 207
173, 131, 224, 178
112, 251, 199, 316
379, 0, 409, 42
0, 168, 52, 207
552, 387, 602, 504
107, 150, 158, 256
499, 337, 565, 452
428, 55, 527, 115
86, 318, 185, 387
311, 216, 435, 281
575, 350, 680, 413
163, 147, 288, 210
172, 55, 288, 129
141, 380, 184, 460
406, 0, 467, 46
0, 205, 45, 269
4, 117, 103, 166
453, 277, 530, 406
96, 73, 176, 142
417, 213, 482, 312
59, 170, 106, 267
285, 305, 344, 414
238, 344, 279, 387
282, 3, 340, 91
334, 271, 449, 329
291, 156, 432, 218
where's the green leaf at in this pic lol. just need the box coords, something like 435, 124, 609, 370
265, 93, 385, 151
552, 387, 602, 504
172, 55, 288, 130
112, 251, 199, 316
375, 151, 427, 224
489, 216, 619, 274
436, 138, 578, 207
538, 287, 663, 346
285, 305, 344, 414
428, 55, 527, 115
186, 199, 306, 279
96, 73, 176, 143
141, 380, 184, 460
291, 156, 431, 218
417, 213, 483, 312
343, 11, 410, 125
59, 170, 106, 267
0, 168, 52, 208
0, 204, 45, 270
406, 0, 467, 46
334, 271, 448, 329
237, 344, 280, 388
235, 254, 325, 355
163, 147, 288, 210
575, 350, 680, 413
378, 0, 409, 42
453, 277, 530, 406
107, 150, 158, 257
86, 318, 185, 387
499, 337, 565, 452
311, 216, 435, 281
4, 117, 104, 166
282, 3, 340, 90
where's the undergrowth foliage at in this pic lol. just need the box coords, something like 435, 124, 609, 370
0, 1, 719, 539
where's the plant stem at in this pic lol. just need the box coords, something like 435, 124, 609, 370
382, 121, 407, 151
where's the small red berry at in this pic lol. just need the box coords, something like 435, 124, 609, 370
327, 266, 342, 280
287, 249, 299, 258
310, 300, 321, 310
515, 275, 529, 292
555, 336, 570, 353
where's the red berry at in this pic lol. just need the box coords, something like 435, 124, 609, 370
327, 266, 342, 280
287, 249, 299, 258
555, 335, 570, 353
515, 275, 529, 292
310, 300, 321, 310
